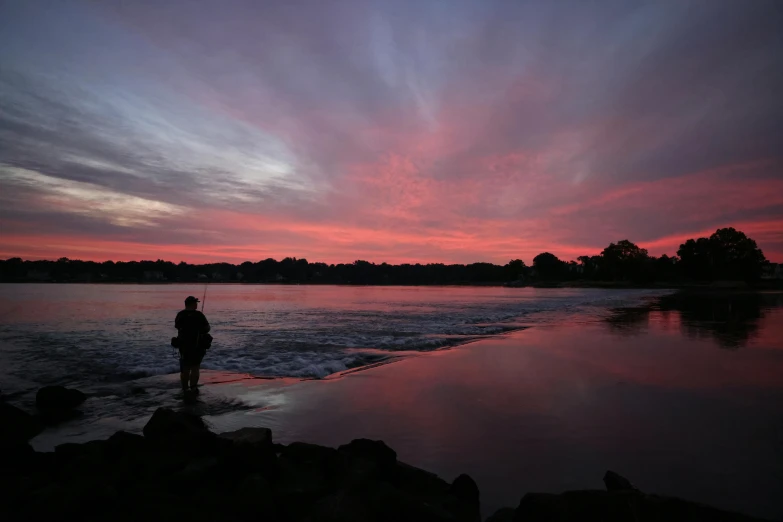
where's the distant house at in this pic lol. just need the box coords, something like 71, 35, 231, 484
143, 271, 165, 281
197, 274, 208, 281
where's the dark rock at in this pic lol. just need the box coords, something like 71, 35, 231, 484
280, 442, 343, 474
513, 489, 767, 522
451, 473, 480, 504
0, 401, 44, 444
276, 443, 344, 519
603, 470, 637, 492
132, 447, 192, 480
2, 430, 770, 522
366, 480, 456, 522
514, 492, 566, 522
234, 473, 276, 520
219, 426, 277, 477
338, 438, 397, 468
449, 474, 481, 522
391, 461, 450, 497
169, 456, 220, 491
24, 477, 118, 518
237, 471, 272, 494
105, 430, 148, 456
55, 441, 94, 459
142, 407, 216, 455
390, 462, 481, 522
338, 438, 398, 485
130, 386, 146, 395
143, 407, 209, 439
311, 480, 454, 522
485, 507, 515, 522
307, 490, 376, 522
219, 426, 273, 448
53, 440, 108, 478
0, 441, 36, 473
638, 492, 769, 522
516, 490, 634, 521
58, 438, 105, 454
35, 386, 86, 426
101, 431, 152, 485
36, 385, 86, 411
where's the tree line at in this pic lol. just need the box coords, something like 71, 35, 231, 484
0, 227, 771, 284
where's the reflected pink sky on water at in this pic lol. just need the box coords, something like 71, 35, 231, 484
19, 289, 783, 519
220, 302, 783, 519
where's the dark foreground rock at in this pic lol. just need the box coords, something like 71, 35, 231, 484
511, 488, 767, 522
0, 402, 43, 444
0, 407, 770, 522
35, 385, 86, 425
603, 469, 636, 492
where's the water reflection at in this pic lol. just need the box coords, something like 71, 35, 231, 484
607, 291, 783, 349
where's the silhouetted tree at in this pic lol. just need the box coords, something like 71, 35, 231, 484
577, 255, 601, 278
0, 226, 772, 285
653, 254, 680, 282
533, 252, 564, 280
709, 227, 766, 280
678, 237, 712, 280
505, 259, 527, 281
678, 228, 766, 281
600, 239, 649, 281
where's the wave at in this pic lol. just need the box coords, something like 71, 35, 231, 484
0, 288, 668, 389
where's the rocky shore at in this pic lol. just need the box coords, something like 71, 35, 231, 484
0, 387, 772, 522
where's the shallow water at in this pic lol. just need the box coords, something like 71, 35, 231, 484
0, 284, 663, 391
4, 286, 783, 519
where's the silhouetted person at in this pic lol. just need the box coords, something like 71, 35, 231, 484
174, 296, 210, 393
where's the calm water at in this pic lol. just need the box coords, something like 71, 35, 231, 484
3, 285, 783, 519
0, 284, 663, 392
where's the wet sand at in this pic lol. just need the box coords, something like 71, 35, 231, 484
31, 316, 783, 520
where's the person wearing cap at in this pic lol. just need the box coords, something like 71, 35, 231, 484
174, 296, 211, 393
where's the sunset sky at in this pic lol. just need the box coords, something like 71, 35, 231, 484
1, 0, 781, 264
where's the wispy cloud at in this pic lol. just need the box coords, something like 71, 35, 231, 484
1, 165, 184, 227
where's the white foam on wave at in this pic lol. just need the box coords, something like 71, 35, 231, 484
204, 349, 386, 379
